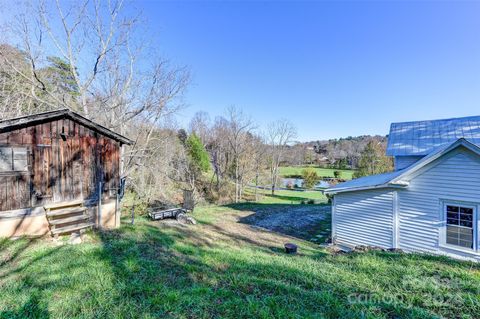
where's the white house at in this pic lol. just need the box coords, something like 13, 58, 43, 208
325, 116, 480, 261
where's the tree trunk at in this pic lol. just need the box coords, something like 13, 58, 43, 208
235, 162, 239, 203
255, 171, 259, 202
271, 167, 277, 196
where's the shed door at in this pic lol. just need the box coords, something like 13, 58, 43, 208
55, 139, 84, 203
32, 145, 53, 206
33, 141, 84, 205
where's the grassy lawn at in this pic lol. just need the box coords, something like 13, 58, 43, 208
0, 193, 479, 318
243, 187, 327, 204
279, 165, 355, 180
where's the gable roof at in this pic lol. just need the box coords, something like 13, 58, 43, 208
0, 109, 132, 145
323, 170, 406, 194
325, 138, 480, 194
386, 115, 480, 156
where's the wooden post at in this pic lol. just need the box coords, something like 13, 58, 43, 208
115, 192, 119, 228
97, 182, 102, 229
255, 171, 259, 202
131, 204, 135, 225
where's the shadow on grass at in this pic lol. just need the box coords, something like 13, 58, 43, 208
223, 202, 331, 242
224, 201, 330, 210
0, 217, 479, 318
95, 221, 480, 318
245, 192, 328, 204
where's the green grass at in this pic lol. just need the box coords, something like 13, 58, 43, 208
279, 165, 355, 180
0, 204, 479, 318
244, 187, 327, 204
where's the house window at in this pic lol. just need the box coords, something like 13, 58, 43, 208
0, 147, 28, 172
445, 204, 475, 249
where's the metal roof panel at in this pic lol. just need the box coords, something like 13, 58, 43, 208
386, 115, 480, 156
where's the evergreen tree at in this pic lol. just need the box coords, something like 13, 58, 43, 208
44, 56, 80, 98
186, 133, 210, 173
353, 141, 393, 178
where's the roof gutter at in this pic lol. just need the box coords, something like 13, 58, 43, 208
323, 182, 408, 195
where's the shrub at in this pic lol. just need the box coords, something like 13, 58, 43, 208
333, 170, 341, 179
302, 167, 319, 189
325, 193, 333, 204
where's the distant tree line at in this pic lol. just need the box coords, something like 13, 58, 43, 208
277, 135, 390, 170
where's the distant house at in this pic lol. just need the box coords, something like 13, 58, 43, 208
325, 116, 480, 261
0, 109, 132, 237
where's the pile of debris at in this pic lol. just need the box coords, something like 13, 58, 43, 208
326, 245, 403, 255
176, 212, 196, 225
353, 245, 404, 253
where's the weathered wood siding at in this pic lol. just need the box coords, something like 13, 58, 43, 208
0, 118, 120, 211
334, 189, 394, 248
394, 155, 424, 170
397, 147, 480, 260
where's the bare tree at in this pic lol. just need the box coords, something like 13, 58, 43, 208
210, 120, 227, 190
189, 111, 211, 146
0, 1, 190, 204
250, 133, 268, 202
225, 107, 255, 203
267, 119, 297, 195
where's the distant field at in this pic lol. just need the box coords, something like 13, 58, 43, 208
279, 166, 355, 180
244, 187, 327, 204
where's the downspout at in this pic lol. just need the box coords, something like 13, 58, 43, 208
331, 195, 336, 244
392, 191, 399, 248
97, 181, 102, 229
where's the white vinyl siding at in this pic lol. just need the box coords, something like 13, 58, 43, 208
334, 189, 394, 248
397, 147, 480, 260
394, 156, 424, 170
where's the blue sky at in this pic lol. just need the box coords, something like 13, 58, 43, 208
2, 1, 479, 141
139, 0, 480, 141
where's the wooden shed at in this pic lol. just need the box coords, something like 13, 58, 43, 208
0, 109, 132, 237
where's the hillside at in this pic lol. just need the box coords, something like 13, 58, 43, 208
283, 135, 388, 169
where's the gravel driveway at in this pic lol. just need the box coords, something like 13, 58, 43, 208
239, 204, 331, 242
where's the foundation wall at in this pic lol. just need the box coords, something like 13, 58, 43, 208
0, 200, 119, 238
0, 213, 49, 237
92, 200, 118, 229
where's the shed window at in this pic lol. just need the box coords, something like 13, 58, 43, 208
0, 147, 28, 172
445, 204, 475, 249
